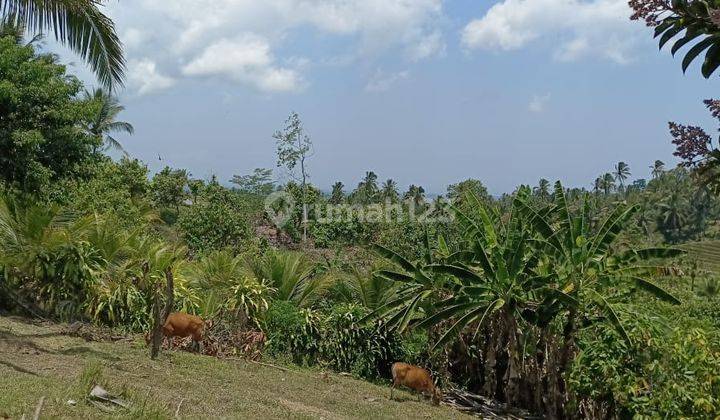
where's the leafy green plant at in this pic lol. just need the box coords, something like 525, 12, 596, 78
320, 304, 404, 379
245, 250, 333, 308
0, 36, 102, 196
571, 308, 720, 417
186, 249, 272, 327
366, 182, 683, 415
647, 0, 720, 78
177, 181, 254, 254
263, 300, 321, 365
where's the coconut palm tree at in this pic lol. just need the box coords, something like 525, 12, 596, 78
403, 185, 425, 207
82, 88, 133, 154
329, 181, 345, 205
354, 171, 379, 204
650, 160, 665, 179
658, 190, 688, 241
381, 179, 399, 203
601, 173, 615, 195
1, 0, 125, 89
614, 161, 631, 191
535, 178, 550, 201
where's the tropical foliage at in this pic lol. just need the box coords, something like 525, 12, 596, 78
2, 17, 720, 419
365, 183, 684, 416
632, 0, 720, 78
0, 0, 125, 87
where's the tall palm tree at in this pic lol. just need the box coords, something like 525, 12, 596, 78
1, 1, 125, 89
381, 179, 399, 203
534, 178, 550, 201
650, 160, 665, 179
403, 184, 425, 207
82, 88, 133, 154
329, 181, 344, 205
601, 173, 615, 195
592, 177, 602, 195
354, 171, 379, 204
614, 161, 631, 191
659, 191, 688, 240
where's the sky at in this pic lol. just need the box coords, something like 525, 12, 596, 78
50, 0, 720, 195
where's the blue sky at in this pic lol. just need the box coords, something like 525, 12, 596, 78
53, 0, 719, 195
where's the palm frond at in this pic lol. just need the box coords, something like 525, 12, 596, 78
2, 0, 126, 89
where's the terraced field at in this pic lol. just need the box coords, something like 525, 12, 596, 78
680, 241, 720, 273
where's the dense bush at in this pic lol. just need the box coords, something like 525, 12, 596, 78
177, 182, 254, 254
320, 304, 404, 379
0, 36, 101, 196
263, 301, 420, 381
55, 158, 152, 228
310, 216, 371, 248
264, 300, 322, 365
571, 308, 720, 417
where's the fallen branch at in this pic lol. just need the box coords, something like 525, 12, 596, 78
174, 398, 185, 418
442, 388, 538, 419
32, 396, 44, 420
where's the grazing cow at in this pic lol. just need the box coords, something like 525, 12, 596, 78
145, 312, 205, 352
390, 362, 442, 405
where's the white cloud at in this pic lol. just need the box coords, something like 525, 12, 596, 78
529, 93, 551, 113
182, 34, 303, 93
407, 31, 446, 61
365, 69, 409, 92
102, 0, 445, 96
127, 58, 175, 95
121, 28, 146, 51
140, 0, 444, 50
461, 0, 643, 64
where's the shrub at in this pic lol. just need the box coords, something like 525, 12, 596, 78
570, 307, 720, 418
177, 182, 254, 254
321, 304, 404, 379
264, 300, 321, 365
263, 301, 418, 381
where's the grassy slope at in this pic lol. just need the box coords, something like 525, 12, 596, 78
0, 316, 468, 419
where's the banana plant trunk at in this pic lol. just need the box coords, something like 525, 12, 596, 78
555, 308, 578, 417
502, 310, 521, 406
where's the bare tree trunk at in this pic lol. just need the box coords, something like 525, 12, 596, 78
150, 282, 162, 360
300, 155, 308, 243
162, 267, 174, 320
302, 202, 308, 243
150, 267, 175, 359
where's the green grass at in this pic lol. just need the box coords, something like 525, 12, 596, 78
0, 316, 467, 419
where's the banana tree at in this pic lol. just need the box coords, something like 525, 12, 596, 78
368, 182, 683, 414
366, 192, 551, 405
515, 182, 683, 350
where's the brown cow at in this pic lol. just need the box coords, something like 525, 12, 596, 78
390, 362, 442, 405
145, 312, 205, 352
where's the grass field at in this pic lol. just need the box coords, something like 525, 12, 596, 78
0, 316, 469, 419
